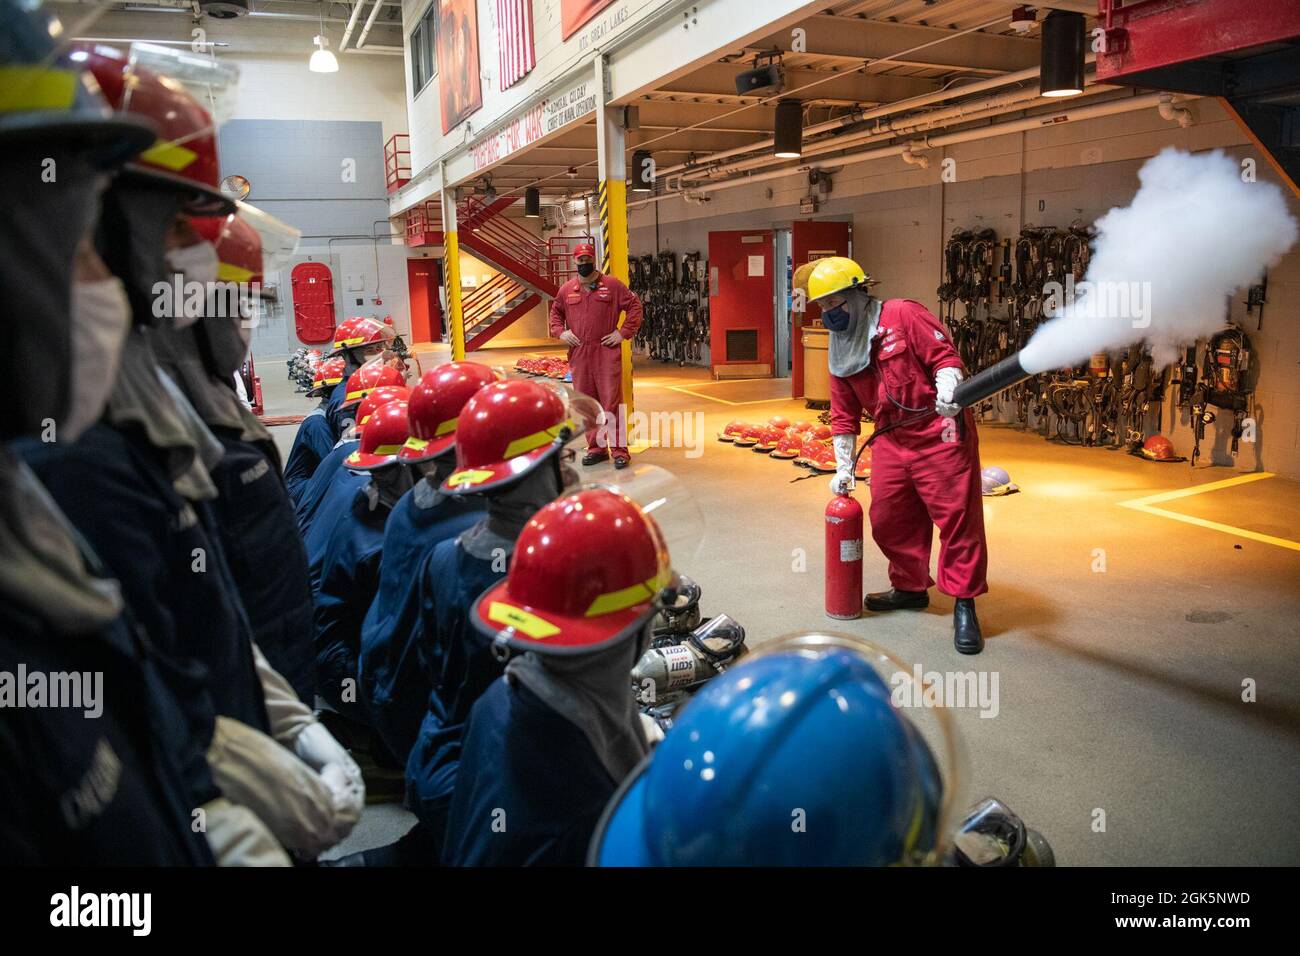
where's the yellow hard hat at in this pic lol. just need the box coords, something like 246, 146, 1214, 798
807, 256, 870, 302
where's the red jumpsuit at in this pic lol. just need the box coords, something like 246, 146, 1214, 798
829, 299, 988, 598
548, 273, 643, 457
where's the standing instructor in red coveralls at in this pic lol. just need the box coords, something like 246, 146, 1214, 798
807, 256, 988, 654
549, 243, 643, 469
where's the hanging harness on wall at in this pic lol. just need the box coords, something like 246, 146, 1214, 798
631, 250, 710, 366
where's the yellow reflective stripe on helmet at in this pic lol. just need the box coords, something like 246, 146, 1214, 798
434, 416, 458, 437
337, 336, 366, 347
446, 468, 495, 488
488, 602, 559, 639
372, 444, 403, 455
585, 567, 672, 618
345, 387, 373, 401
0, 66, 76, 113
403, 437, 429, 452
501, 418, 576, 460
139, 138, 198, 172
216, 263, 255, 283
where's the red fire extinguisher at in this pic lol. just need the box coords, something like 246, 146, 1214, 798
825, 490, 863, 619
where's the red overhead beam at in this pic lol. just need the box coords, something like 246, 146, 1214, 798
1096, 0, 1300, 82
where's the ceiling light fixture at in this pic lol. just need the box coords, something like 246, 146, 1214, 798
1040, 10, 1085, 97
309, 6, 338, 73
773, 99, 803, 159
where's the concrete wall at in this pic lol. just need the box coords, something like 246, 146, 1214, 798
630, 97, 1300, 479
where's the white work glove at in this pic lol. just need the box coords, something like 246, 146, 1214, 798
829, 432, 857, 494
559, 329, 582, 347
250, 645, 366, 839
935, 366, 964, 418
199, 797, 292, 867
293, 722, 365, 831
206, 716, 351, 861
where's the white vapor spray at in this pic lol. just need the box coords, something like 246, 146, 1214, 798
1018, 148, 1297, 374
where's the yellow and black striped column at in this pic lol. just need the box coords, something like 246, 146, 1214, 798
441, 180, 466, 361
594, 56, 633, 416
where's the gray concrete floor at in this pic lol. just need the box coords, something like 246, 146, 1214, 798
259, 350, 1300, 866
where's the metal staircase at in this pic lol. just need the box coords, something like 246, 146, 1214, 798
403, 193, 591, 349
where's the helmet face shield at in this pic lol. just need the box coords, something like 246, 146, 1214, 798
582, 463, 705, 571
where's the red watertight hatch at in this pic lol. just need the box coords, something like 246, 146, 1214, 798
292, 261, 337, 344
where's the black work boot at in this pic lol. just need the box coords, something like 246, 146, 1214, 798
865, 588, 929, 611
953, 597, 984, 655
581, 450, 610, 466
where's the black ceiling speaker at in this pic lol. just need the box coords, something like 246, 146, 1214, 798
630, 150, 654, 192
1040, 10, 1086, 97
524, 187, 540, 217
774, 99, 802, 159
199, 0, 250, 18
735, 62, 784, 97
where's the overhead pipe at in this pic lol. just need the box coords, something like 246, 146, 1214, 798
339, 0, 367, 53
630, 92, 1199, 208
700, 81, 1080, 179
656, 54, 1099, 179
356, 0, 386, 49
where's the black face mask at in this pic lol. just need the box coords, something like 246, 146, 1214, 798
576, 263, 595, 279
1, 145, 103, 441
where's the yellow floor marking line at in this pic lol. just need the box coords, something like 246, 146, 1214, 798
665, 383, 795, 407
1117, 472, 1300, 553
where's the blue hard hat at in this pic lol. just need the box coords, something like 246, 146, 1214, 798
0, 0, 153, 163
590, 647, 944, 866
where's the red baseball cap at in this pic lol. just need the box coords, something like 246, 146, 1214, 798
574, 242, 596, 260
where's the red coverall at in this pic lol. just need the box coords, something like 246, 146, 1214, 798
548, 273, 643, 457
830, 299, 988, 598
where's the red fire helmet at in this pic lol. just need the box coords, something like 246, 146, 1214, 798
718, 420, 747, 442
753, 426, 783, 451
399, 361, 499, 463
308, 356, 346, 397
471, 488, 674, 654
733, 424, 762, 447
192, 213, 262, 284
345, 400, 409, 471
330, 315, 396, 357
75, 45, 231, 214
767, 415, 791, 431
573, 242, 596, 260
441, 379, 576, 495
1141, 434, 1177, 461
771, 434, 802, 459
341, 362, 405, 409
854, 444, 872, 480
356, 385, 410, 430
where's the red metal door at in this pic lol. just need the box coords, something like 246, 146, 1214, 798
291, 261, 336, 344
791, 220, 851, 397
708, 230, 774, 371
406, 257, 443, 344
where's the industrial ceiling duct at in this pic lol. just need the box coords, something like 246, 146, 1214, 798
199, 0, 250, 18
773, 99, 803, 159
1040, 10, 1086, 97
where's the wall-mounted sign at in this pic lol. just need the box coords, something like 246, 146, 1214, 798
543, 78, 597, 136
472, 101, 545, 171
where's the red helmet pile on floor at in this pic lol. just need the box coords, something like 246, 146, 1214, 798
513, 354, 571, 379
714, 415, 869, 480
